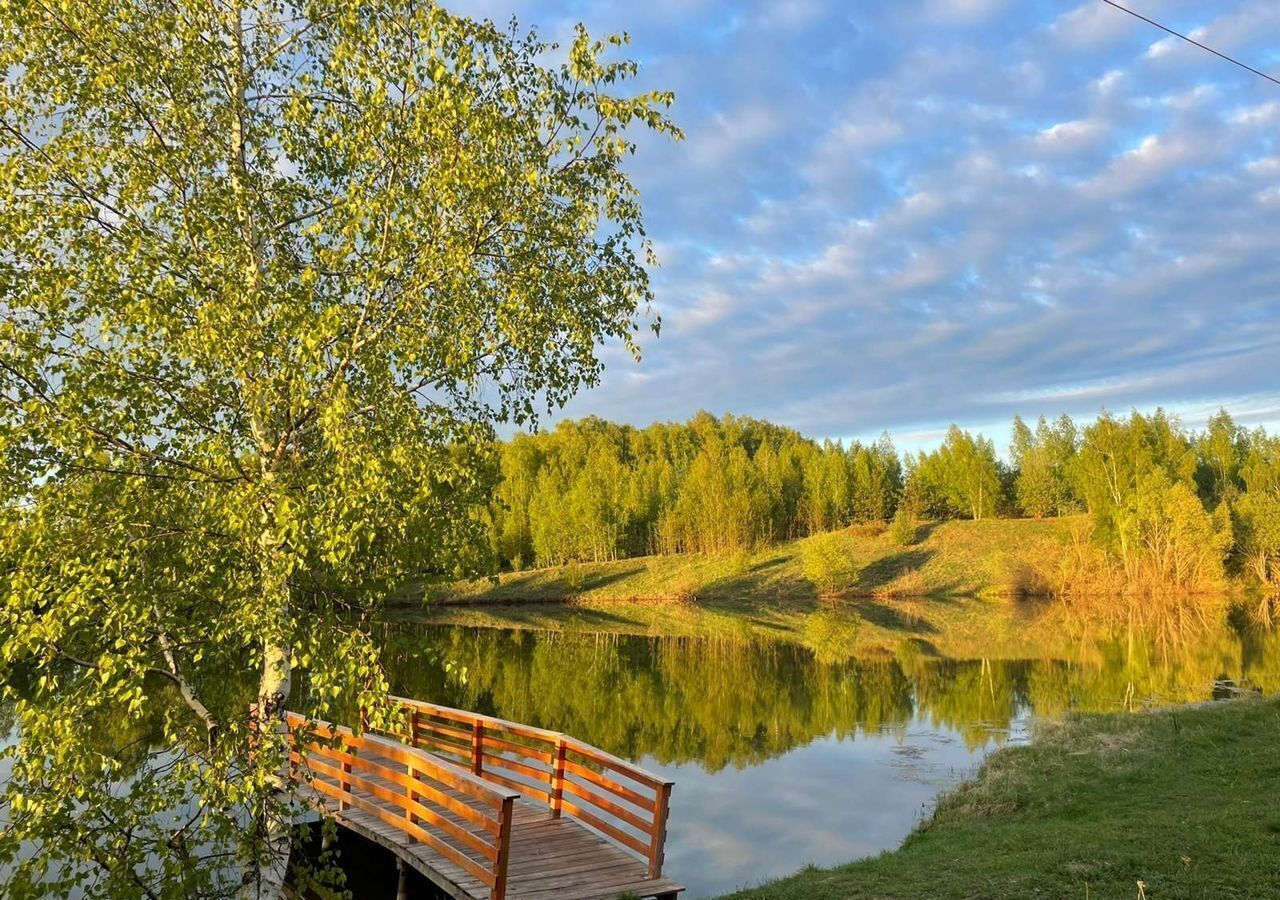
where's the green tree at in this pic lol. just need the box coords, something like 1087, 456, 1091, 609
1011, 415, 1055, 518
1010, 415, 1078, 518
1195, 409, 1246, 506
1233, 491, 1280, 585
910, 426, 1001, 520
659, 440, 772, 554
848, 434, 902, 522
0, 2, 677, 895
1120, 471, 1230, 591
1069, 410, 1196, 574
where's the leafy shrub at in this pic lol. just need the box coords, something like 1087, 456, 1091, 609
801, 531, 859, 594
889, 507, 917, 546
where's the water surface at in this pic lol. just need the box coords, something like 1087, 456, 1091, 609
375, 619, 1279, 897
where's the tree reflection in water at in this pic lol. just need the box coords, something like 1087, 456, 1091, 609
374, 617, 1280, 769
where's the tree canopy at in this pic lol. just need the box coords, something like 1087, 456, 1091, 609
0, 0, 677, 895
481, 407, 1279, 603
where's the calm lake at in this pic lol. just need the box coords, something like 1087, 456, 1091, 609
373, 616, 1280, 898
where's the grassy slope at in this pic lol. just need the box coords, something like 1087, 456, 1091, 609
398, 518, 1083, 658
718, 696, 1280, 900
431, 516, 1078, 604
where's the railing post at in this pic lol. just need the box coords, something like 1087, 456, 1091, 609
550, 737, 567, 818
492, 795, 514, 900
340, 753, 352, 812
406, 758, 418, 844
408, 707, 420, 748
647, 781, 673, 879
471, 720, 484, 776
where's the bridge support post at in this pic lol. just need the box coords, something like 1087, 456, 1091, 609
395, 857, 410, 900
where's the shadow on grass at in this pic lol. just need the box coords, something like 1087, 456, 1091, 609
749, 556, 787, 574
911, 520, 942, 543
854, 549, 935, 592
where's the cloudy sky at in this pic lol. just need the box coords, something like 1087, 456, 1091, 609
465, 0, 1280, 450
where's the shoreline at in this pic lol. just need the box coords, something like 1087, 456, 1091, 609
412, 516, 1256, 612
713, 694, 1280, 899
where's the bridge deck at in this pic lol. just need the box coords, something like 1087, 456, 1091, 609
300, 749, 682, 899
285, 701, 682, 900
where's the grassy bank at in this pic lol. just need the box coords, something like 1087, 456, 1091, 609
430, 516, 1078, 605
393, 518, 1093, 657
716, 696, 1280, 900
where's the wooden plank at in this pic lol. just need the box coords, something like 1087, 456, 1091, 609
288, 713, 517, 806
507, 848, 642, 881
492, 795, 514, 900
294, 749, 500, 835
482, 733, 555, 765
417, 719, 473, 742
391, 696, 562, 743
339, 807, 476, 900
481, 750, 550, 785
647, 781, 673, 878
336, 764, 498, 862
520, 874, 685, 900
414, 733, 473, 760
312, 782, 497, 888
514, 864, 646, 895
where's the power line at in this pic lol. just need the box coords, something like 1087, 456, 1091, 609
1101, 0, 1280, 89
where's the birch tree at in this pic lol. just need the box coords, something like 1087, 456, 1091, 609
0, 0, 677, 895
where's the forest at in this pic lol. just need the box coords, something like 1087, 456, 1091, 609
482, 409, 1280, 592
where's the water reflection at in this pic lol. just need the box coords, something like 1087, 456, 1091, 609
376, 619, 1280, 766
373, 618, 1280, 896
6, 616, 1276, 898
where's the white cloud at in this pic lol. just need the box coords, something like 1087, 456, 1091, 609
533, 0, 1280, 441
1034, 119, 1105, 154
1048, 2, 1133, 48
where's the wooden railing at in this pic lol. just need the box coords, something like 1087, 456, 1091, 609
383, 697, 675, 879
284, 712, 518, 900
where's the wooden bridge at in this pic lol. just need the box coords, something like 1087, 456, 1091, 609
284, 697, 682, 900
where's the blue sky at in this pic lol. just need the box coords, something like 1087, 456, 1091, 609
463, 0, 1280, 451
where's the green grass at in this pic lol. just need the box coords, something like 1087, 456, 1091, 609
427, 517, 1076, 605
716, 696, 1280, 900
393, 518, 1085, 657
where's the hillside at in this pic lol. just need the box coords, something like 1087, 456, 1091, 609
426, 516, 1080, 606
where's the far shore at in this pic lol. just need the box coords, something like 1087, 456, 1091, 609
393, 516, 1259, 659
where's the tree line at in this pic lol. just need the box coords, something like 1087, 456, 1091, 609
482, 409, 1280, 589
485, 412, 901, 566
